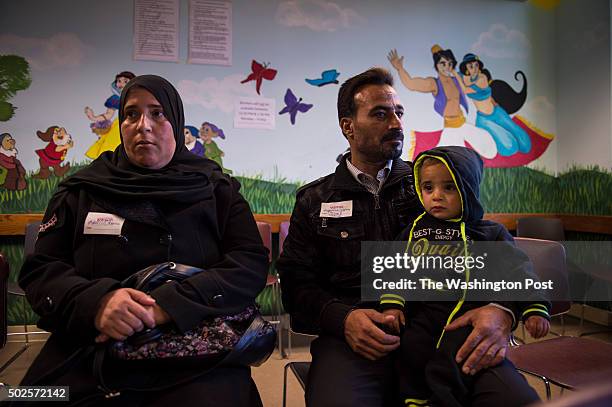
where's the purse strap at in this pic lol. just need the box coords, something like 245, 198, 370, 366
93, 314, 275, 397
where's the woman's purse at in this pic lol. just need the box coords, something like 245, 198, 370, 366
94, 262, 276, 394
110, 262, 276, 365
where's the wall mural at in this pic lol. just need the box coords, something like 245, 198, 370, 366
84, 71, 136, 159
0, 55, 31, 122
32, 126, 73, 179
0, 132, 27, 190
0, 0, 610, 324
389, 46, 553, 167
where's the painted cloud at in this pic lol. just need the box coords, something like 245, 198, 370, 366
275, 0, 365, 32
0, 33, 90, 70
178, 74, 257, 113
471, 24, 531, 59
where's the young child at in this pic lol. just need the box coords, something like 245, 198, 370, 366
380, 146, 551, 407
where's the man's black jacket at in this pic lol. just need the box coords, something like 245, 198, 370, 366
277, 156, 420, 339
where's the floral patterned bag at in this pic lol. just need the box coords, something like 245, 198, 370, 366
106, 262, 275, 365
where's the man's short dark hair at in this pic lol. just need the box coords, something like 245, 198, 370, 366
337, 67, 394, 121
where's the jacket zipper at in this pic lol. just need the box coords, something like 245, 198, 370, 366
374, 193, 380, 210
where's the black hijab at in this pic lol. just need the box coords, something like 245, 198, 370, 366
53, 75, 218, 204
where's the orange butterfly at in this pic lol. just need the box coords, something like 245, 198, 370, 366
240, 60, 278, 95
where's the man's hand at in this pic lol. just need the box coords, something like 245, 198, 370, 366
382, 308, 405, 335
444, 305, 513, 375
94, 288, 157, 341
387, 49, 405, 71
344, 309, 400, 361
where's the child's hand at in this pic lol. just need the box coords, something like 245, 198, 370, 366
382, 308, 405, 335
525, 316, 550, 339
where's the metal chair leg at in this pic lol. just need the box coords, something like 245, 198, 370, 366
544, 378, 552, 401
283, 363, 290, 407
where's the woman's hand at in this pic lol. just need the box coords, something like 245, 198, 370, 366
94, 288, 157, 342
151, 303, 171, 325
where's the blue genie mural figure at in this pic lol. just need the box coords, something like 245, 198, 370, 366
456, 53, 530, 156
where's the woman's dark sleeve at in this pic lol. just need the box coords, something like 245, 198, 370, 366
18, 194, 121, 342
150, 178, 269, 333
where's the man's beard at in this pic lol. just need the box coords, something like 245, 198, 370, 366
0, 146, 17, 157
381, 129, 404, 160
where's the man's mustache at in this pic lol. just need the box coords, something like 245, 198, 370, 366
382, 130, 404, 142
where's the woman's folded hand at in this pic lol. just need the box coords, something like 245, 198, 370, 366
94, 288, 157, 342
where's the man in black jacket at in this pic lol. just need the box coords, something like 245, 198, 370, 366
277, 68, 536, 407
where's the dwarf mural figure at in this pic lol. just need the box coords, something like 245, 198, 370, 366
0, 133, 27, 190
200, 121, 232, 174
184, 125, 205, 157
33, 126, 73, 179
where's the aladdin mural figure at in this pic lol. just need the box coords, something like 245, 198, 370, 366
33, 126, 73, 179
200, 121, 232, 174
184, 125, 205, 157
0, 133, 26, 190
388, 46, 497, 159
84, 71, 135, 159
456, 53, 530, 156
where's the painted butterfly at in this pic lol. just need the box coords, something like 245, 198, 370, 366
305, 69, 340, 87
240, 60, 278, 95
279, 88, 313, 125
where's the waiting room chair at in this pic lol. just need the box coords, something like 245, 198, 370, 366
517, 217, 612, 337
282, 315, 316, 407
516, 218, 570, 335
0, 253, 28, 375
256, 221, 284, 355
508, 238, 612, 400
279, 220, 290, 255
516, 217, 565, 241
529, 382, 612, 407
282, 361, 310, 407
0, 222, 47, 374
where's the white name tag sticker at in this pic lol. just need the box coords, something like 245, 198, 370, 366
84, 212, 125, 235
320, 201, 353, 218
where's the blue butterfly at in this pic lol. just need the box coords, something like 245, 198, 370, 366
305, 69, 340, 87
279, 89, 313, 125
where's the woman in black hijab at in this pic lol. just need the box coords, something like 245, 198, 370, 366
18, 75, 269, 406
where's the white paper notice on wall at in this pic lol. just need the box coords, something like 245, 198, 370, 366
234, 97, 276, 130
133, 0, 180, 62
188, 0, 232, 66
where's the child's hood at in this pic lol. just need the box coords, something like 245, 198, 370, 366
413, 146, 484, 223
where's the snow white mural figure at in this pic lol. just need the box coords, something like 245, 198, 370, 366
84, 71, 135, 159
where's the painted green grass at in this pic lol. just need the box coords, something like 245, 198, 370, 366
481, 165, 612, 214
1, 164, 610, 323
